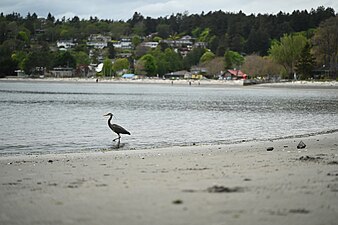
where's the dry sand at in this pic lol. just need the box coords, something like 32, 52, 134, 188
0, 133, 337, 225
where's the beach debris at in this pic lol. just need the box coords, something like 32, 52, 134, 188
172, 199, 183, 204
179, 167, 210, 171
298, 155, 323, 162
327, 161, 338, 165
327, 172, 338, 176
297, 141, 306, 149
182, 189, 197, 193
289, 208, 310, 214
266, 147, 274, 151
2, 182, 19, 186
206, 185, 243, 193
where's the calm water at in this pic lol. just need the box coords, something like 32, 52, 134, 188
0, 81, 337, 155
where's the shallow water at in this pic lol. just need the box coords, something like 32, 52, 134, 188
0, 81, 337, 155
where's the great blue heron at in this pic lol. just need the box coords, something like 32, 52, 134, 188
104, 113, 131, 145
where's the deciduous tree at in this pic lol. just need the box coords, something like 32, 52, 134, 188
103, 58, 113, 76
200, 51, 215, 63
224, 50, 244, 69
139, 54, 157, 76
113, 58, 130, 73
200, 57, 224, 78
269, 34, 307, 78
242, 54, 285, 79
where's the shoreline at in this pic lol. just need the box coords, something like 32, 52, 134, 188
1, 77, 337, 88
1, 132, 337, 224
0, 128, 337, 158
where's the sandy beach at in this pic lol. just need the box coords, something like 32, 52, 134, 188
0, 132, 337, 225
1, 77, 337, 88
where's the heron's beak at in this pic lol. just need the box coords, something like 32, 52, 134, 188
103, 113, 109, 117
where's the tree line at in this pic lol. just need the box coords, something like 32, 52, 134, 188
0, 6, 336, 79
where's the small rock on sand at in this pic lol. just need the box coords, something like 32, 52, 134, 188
297, 141, 306, 149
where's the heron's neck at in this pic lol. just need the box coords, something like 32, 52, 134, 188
108, 115, 113, 123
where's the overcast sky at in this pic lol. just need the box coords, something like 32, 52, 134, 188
1, 0, 337, 21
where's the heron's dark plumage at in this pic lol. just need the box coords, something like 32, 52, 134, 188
104, 113, 130, 142
110, 123, 131, 135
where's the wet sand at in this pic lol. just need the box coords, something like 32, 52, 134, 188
0, 133, 337, 225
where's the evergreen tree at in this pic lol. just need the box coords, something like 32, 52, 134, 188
183, 47, 206, 70
295, 43, 315, 79
53, 51, 76, 68
312, 16, 338, 79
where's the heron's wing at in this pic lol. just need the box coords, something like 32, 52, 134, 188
112, 124, 131, 135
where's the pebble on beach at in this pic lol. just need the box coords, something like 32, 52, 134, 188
266, 147, 274, 151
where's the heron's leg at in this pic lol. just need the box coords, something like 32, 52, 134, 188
113, 134, 121, 142
117, 138, 121, 148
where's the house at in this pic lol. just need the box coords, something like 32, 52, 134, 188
116, 52, 133, 58
50, 67, 74, 77
141, 42, 159, 48
113, 38, 133, 49
161, 37, 193, 48
87, 34, 111, 49
15, 70, 28, 77
56, 40, 76, 50
159, 36, 206, 57
164, 70, 191, 80
120, 38, 133, 49
75, 65, 94, 77
221, 69, 247, 80
194, 42, 207, 48
191, 66, 208, 74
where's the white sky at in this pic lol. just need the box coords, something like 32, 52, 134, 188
1, 0, 337, 21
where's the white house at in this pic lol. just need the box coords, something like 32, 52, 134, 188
87, 34, 111, 49
56, 40, 76, 50
112, 38, 133, 49
141, 42, 159, 48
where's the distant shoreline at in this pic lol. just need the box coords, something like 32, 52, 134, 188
0, 77, 337, 88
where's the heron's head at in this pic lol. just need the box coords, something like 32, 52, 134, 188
103, 113, 113, 117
